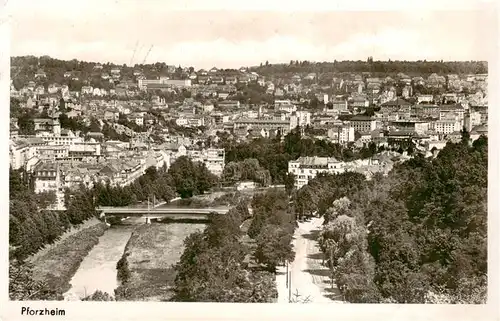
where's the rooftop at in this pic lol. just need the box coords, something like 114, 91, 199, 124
293, 156, 340, 166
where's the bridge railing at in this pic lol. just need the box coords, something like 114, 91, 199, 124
96, 207, 230, 215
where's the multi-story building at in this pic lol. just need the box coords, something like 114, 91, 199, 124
389, 120, 430, 135
33, 161, 62, 194
233, 118, 291, 135
192, 148, 225, 176
288, 156, 346, 189
412, 104, 440, 118
9, 140, 30, 170
61, 166, 95, 191
274, 100, 297, 114
36, 145, 69, 161
37, 131, 84, 146
416, 94, 434, 104
68, 141, 102, 161
211, 113, 229, 126
350, 97, 369, 109
464, 111, 482, 132
139, 78, 192, 90
327, 125, 355, 144
99, 159, 144, 187
324, 100, 348, 115
290, 111, 311, 129
33, 118, 61, 135
217, 100, 241, 109
349, 115, 377, 133
432, 120, 462, 134
439, 104, 465, 123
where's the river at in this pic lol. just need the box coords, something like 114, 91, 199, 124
63, 216, 205, 301
63, 223, 136, 300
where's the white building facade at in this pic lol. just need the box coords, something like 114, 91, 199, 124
288, 156, 346, 189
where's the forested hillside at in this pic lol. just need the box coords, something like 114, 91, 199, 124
293, 134, 488, 303
252, 60, 487, 79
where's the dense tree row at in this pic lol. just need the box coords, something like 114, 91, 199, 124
248, 189, 296, 272
293, 171, 368, 220
94, 157, 217, 206
297, 133, 488, 303
173, 201, 278, 302
222, 158, 271, 187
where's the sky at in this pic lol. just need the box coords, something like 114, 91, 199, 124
5, 0, 497, 69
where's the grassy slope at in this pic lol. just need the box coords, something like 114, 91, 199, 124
116, 223, 205, 301
29, 221, 108, 296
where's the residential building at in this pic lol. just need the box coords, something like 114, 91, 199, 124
389, 120, 430, 135
274, 100, 297, 113
288, 156, 345, 189
33, 118, 61, 135
9, 140, 30, 170
217, 100, 240, 109
439, 104, 465, 123
464, 111, 482, 132
350, 97, 369, 109
412, 104, 440, 118
189, 148, 225, 176
349, 115, 377, 133
233, 118, 291, 135
417, 94, 434, 104
327, 125, 355, 144
33, 162, 61, 194
68, 141, 102, 161
325, 100, 348, 115
128, 113, 144, 126
36, 145, 69, 161
432, 120, 462, 134
289, 111, 311, 129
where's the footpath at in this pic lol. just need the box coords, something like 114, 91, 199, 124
276, 217, 344, 303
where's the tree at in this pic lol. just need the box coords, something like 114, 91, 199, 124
323, 197, 351, 223
34, 191, 57, 209
168, 156, 216, 198
17, 111, 35, 135
88, 118, 101, 132
59, 98, 66, 112
460, 126, 470, 146
284, 172, 295, 196
82, 290, 114, 301
10, 97, 21, 118
254, 225, 295, 272
174, 233, 248, 302
9, 259, 60, 300
248, 188, 290, 238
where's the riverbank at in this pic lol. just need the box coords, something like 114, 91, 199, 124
29, 220, 108, 297
27, 217, 103, 263
115, 222, 205, 301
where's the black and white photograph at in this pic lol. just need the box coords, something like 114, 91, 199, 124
1, 0, 499, 320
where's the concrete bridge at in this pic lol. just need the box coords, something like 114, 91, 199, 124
97, 206, 230, 224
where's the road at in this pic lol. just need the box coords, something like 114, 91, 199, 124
276, 217, 344, 303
